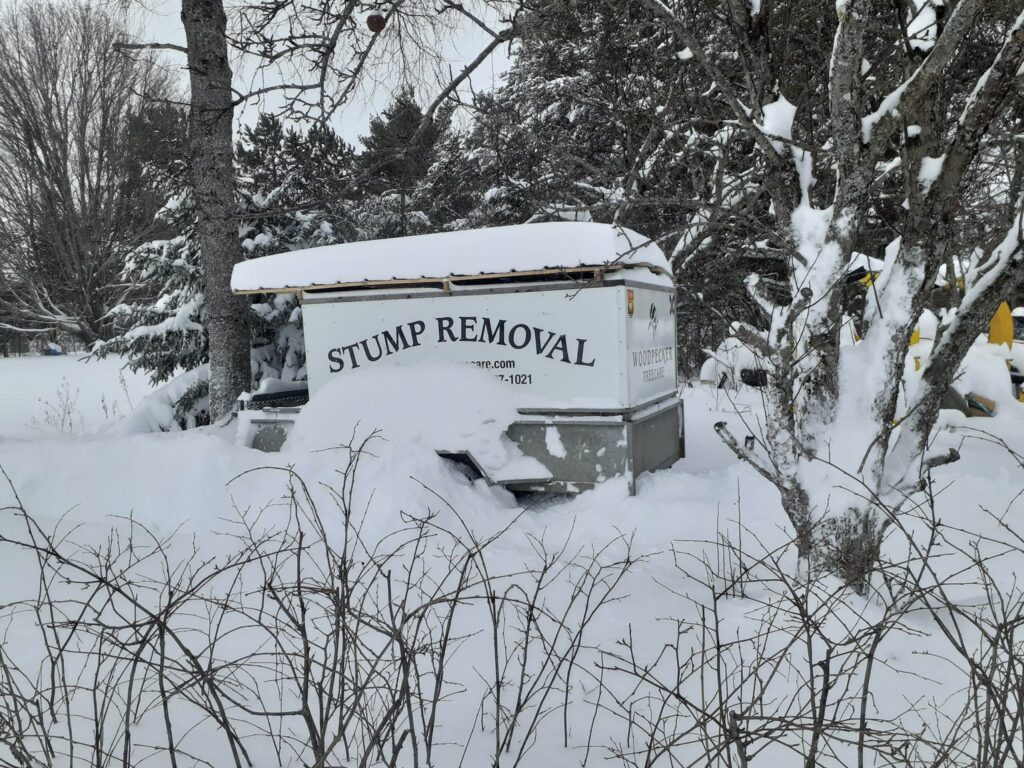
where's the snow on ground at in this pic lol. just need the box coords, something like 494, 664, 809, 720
1, 356, 1023, 766
0, 354, 155, 439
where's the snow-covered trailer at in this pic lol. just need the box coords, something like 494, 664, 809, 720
231, 222, 684, 493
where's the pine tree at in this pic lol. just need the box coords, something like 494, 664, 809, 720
235, 115, 356, 384
355, 88, 442, 238
358, 88, 440, 193
102, 114, 358, 393
420, 0, 773, 375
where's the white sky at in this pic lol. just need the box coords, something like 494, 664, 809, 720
123, 0, 511, 147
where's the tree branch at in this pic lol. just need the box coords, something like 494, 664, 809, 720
113, 41, 189, 55
714, 421, 780, 485
407, 23, 517, 151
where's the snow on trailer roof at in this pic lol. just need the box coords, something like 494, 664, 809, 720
230, 222, 672, 294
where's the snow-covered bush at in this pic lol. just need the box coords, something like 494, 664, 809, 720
104, 364, 210, 434
98, 115, 356, 403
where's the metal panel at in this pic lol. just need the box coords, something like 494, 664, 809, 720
505, 420, 631, 488
629, 402, 684, 476
250, 422, 291, 452
504, 398, 683, 495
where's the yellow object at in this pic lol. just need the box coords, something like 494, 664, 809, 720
859, 271, 878, 287
989, 302, 1014, 347
910, 327, 921, 371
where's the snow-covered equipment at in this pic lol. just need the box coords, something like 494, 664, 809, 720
231, 222, 685, 493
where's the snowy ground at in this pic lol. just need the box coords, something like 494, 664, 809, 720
1, 354, 1023, 767
0, 354, 155, 439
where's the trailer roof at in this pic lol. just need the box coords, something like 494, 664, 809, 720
230, 223, 672, 294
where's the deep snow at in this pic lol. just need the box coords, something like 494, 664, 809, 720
0, 354, 156, 439
1, 354, 1023, 767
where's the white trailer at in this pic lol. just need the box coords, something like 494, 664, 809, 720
231, 222, 684, 493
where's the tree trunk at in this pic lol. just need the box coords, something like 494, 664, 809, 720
181, 0, 250, 420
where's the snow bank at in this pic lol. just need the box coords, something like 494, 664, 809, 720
4, 357, 1024, 768
286, 364, 551, 482
104, 365, 209, 435
231, 222, 671, 292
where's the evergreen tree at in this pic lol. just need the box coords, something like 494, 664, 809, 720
424, 1, 688, 228
235, 115, 357, 384
358, 88, 440, 194
355, 88, 443, 238
102, 114, 358, 390
421, 0, 773, 375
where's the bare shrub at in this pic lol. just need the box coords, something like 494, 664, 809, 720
597, 460, 1024, 767
0, 434, 632, 767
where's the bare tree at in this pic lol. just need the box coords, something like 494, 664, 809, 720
0, 2, 177, 346
639, 0, 1024, 586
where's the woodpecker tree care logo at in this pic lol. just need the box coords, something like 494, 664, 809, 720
326, 316, 598, 372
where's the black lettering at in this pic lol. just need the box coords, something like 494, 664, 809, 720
459, 316, 478, 342
342, 343, 361, 369
437, 317, 456, 342
360, 334, 383, 362
533, 328, 556, 356
328, 347, 345, 372
409, 320, 426, 347
545, 334, 571, 363
509, 323, 531, 350
574, 339, 596, 367
383, 325, 410, 355
479, 317, 506, 345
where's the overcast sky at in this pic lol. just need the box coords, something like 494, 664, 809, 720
122, 0, 511, 147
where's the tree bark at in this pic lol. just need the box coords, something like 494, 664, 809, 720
181, 0, 250, 420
